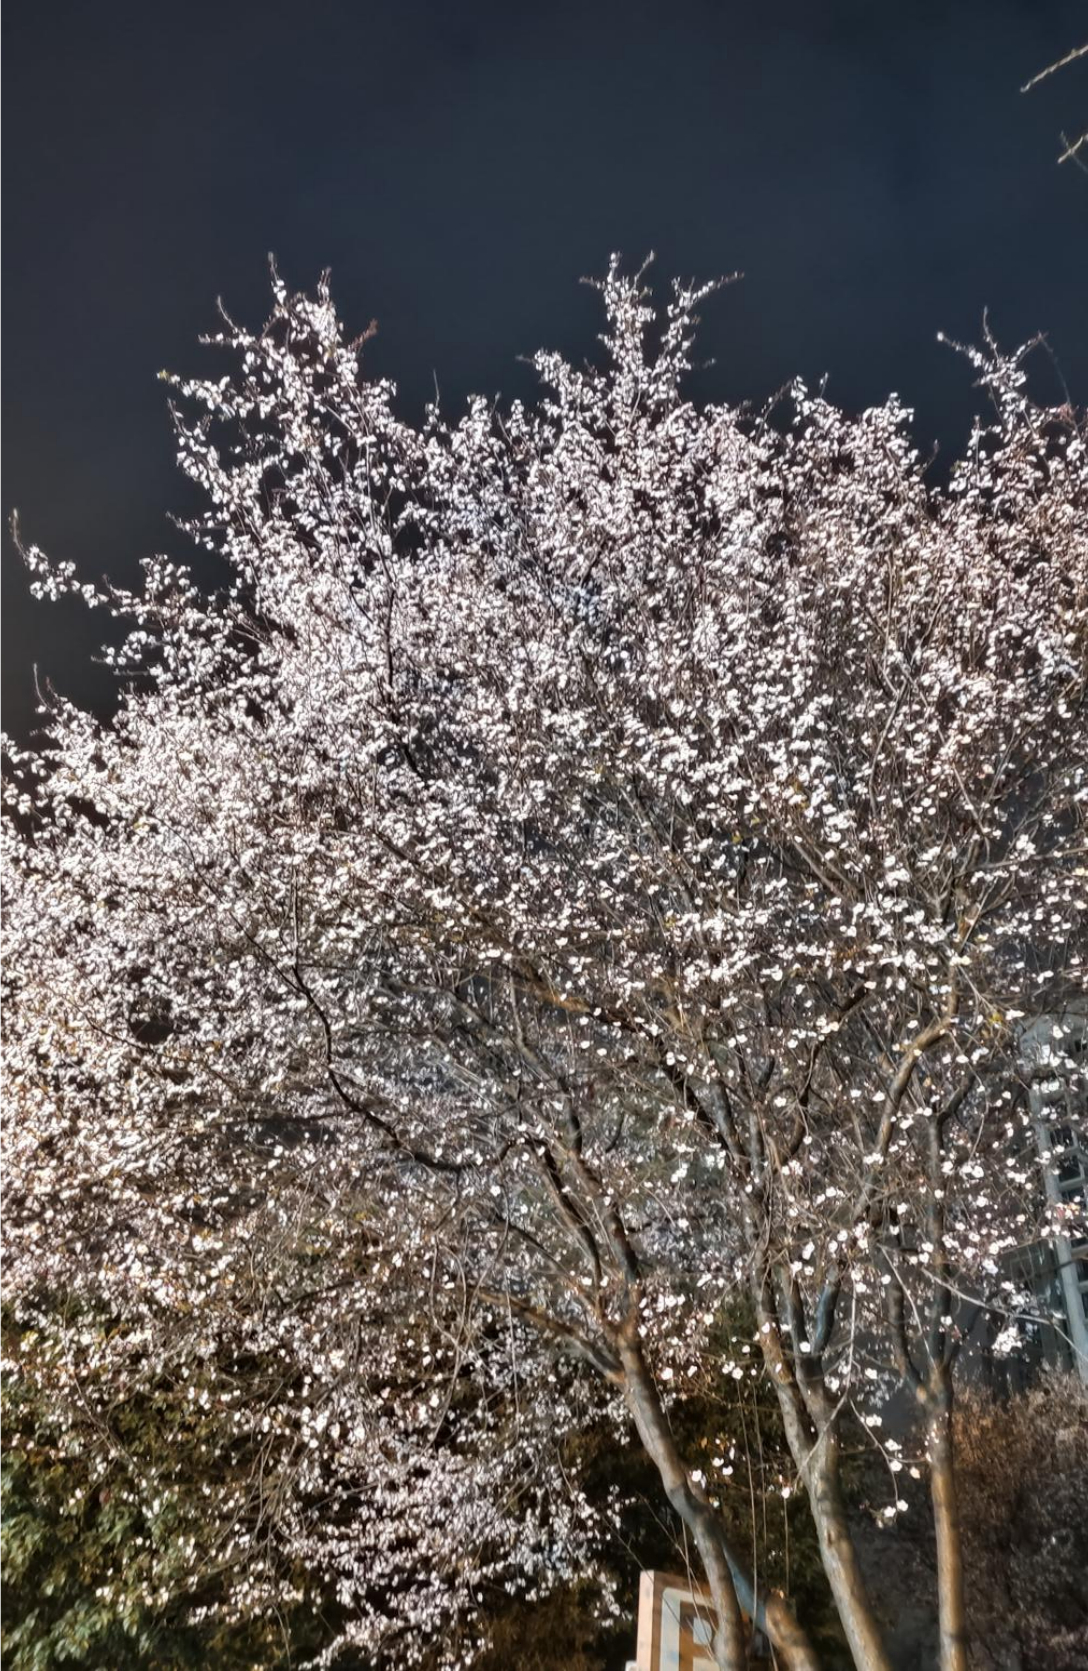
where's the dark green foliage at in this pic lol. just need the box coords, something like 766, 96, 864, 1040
1, 1308, 334, 1671
2, 1414, 296, 1669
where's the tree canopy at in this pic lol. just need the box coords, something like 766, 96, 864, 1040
4, 260, 1086, 1670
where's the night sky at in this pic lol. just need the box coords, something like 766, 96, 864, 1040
4, 0, 1086, 739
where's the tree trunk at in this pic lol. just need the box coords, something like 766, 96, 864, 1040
927, 1381, 968, 1671
616, 1326, 822, 1671
620, 1342, 750, 1670
761, 1590, 828, 1671
752, 1285, 893, 1671
807, 1433, 895, 1671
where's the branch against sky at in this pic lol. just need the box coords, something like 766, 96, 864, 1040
1022, 41, 1088, 171
3, 262, 1086, 1668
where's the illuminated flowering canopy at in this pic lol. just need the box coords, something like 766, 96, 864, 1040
4, 261, 1086, 1671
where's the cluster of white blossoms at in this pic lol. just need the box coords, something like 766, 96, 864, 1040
3, 260, 1085, 1670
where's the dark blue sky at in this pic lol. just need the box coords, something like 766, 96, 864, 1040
4, 0, 1086, 737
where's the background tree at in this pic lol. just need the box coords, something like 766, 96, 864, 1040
952, 1372, 1088, 1671
2, 1298, 333, 1671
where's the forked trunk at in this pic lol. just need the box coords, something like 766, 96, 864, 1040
752, 1286, 893, 1671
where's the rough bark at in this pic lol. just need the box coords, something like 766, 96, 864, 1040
806, 1434, 894, 1671
927, 1380, 969, 1671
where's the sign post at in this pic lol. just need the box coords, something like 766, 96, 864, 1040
630, 1569, 720, 1670
626, 1569, 770, 1670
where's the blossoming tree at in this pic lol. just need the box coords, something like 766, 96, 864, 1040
4, 261, 1086, 1670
